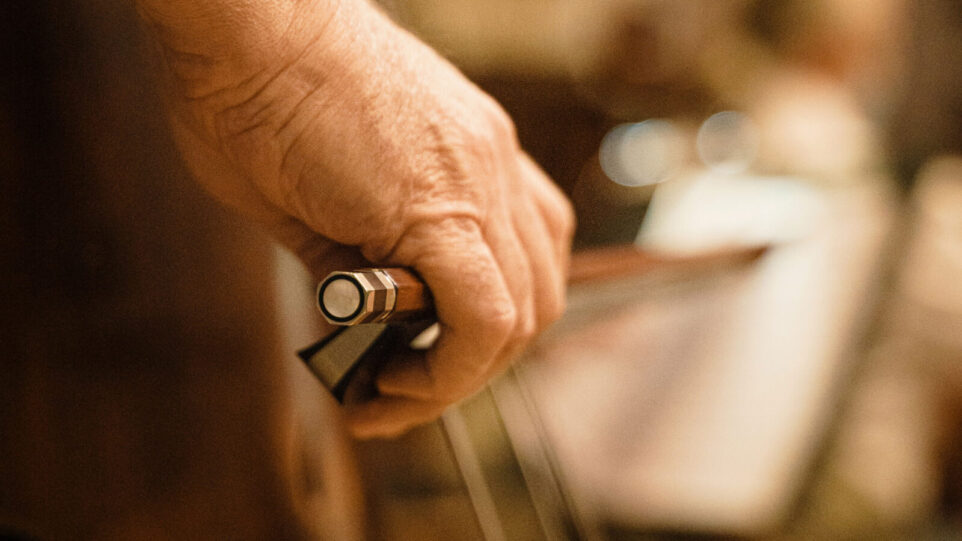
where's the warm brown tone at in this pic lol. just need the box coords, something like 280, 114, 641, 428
383, 268, 434, 320
332, 245, 769, 320
0, 2, 335, 538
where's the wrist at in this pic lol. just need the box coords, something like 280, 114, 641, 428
137, 0, 345, 102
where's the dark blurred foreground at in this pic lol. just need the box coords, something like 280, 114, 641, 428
5, 1, 962, 540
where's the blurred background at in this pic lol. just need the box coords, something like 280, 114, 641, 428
5, 0, 962, 539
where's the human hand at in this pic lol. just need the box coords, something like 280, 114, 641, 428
140, 0, 574, 437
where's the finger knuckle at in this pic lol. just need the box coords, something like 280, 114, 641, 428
484, 106, 521, 156
486, 105, 518, 147
517, 313, 537, 343
558, 197, 576, 239
463, 96, 517, 152
483, 301, 518, 342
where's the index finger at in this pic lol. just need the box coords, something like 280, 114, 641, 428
375, 217, 517, 403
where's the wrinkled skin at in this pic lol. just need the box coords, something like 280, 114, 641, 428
137, 0, 574, 438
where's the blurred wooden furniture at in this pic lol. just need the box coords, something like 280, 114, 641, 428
0, 3, 359, 538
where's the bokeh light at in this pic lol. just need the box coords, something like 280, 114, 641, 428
696, 111, 759, 175
599, 120, 685, 187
